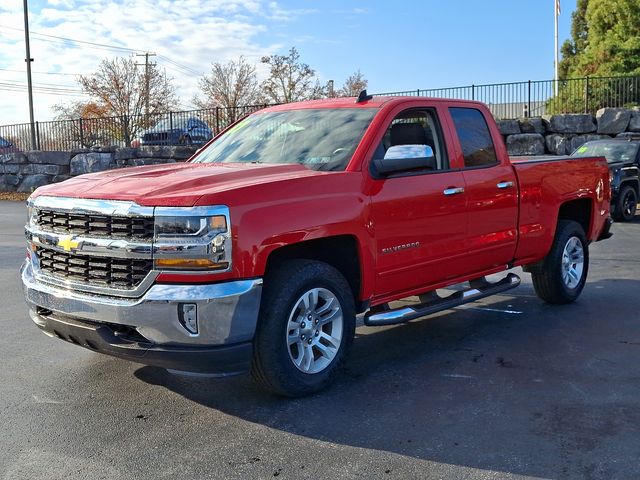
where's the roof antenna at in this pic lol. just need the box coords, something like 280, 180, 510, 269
356, 89, 373, 103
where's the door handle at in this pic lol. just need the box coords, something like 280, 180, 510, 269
443, 187, 465, 196
497, 181, 514, 189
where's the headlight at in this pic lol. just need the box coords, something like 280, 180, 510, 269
26, 200, 37, 228
155, 215, 226, 237
153, 207, 231, 272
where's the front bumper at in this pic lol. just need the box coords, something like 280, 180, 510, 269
22, 261, 262, 375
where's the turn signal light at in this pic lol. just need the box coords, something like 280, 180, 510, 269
209, 215, 227, 231
154, 258, 229, 270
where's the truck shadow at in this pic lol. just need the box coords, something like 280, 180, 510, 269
134, 278, 640, 478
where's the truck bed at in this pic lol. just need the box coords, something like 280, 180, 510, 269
511, 155, 609, 264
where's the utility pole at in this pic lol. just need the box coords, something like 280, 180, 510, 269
135, 52, 156, 116
23, 0, 36, 150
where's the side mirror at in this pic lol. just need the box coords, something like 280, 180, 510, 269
373, 144, 436, 176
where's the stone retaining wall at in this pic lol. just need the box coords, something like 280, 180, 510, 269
3, 107, 640, 193
498, 107, 640, 156
0, 146, 197, 193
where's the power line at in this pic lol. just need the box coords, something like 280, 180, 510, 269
0, 24, 141, 54
161, 62, 199, 78
0, 25, 204, 78
0, 85, 87, 97
0, 79, 82, 91
156, 54, 202, 76
0, 67, 81, 76
0, 84, 83, 93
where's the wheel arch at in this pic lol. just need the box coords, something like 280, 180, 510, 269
263, 235, 367, 313
619, 178, 640, 196
557, 198, 593, 238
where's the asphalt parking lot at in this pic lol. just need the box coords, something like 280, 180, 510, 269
1, 199, 639, 480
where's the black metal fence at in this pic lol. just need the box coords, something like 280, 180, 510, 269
375, 74, 640, 119
0, 104, 269, 152
3, 75, 640, 152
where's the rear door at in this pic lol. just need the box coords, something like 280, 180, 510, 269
447, 106, 519, 273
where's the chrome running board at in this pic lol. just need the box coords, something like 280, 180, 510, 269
364, 273, 521, 327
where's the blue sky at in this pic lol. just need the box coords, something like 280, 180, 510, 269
0, 0, 577, 123
258, 0, 578, 89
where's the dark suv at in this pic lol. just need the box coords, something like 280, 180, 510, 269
140, 117, 213, 146
571, 138, 640, 221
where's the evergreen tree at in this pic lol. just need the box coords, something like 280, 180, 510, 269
560, 0, 640, 78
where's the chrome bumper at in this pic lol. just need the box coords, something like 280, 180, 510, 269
22, 260, 262, 346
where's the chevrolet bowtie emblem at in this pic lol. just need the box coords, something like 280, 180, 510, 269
57, 235, 80, 252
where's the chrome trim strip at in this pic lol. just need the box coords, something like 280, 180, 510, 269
29, 196, 154, 217
27, 227, 153, 259
33, 269, 160, 298
154, 206, 230, 217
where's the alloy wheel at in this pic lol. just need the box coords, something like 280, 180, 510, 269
286, 288, 344, 374
561, 236, 584, 289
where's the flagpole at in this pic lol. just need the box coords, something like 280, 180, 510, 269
554, 0, 559, 96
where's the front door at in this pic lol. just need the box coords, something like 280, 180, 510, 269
368, 107, 470, 300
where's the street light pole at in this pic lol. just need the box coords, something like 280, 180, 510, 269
23, 0, 36, 150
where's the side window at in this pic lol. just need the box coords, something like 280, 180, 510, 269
374, 109, 448, 171
449, 108, 498, 168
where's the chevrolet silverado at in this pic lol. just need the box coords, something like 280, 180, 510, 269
22, 93, 613, 396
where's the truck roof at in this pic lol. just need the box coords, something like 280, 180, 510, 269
261, 95, 485, 112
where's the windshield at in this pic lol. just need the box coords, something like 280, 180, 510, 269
193, 108, 377, 171
571, 141, 639, 164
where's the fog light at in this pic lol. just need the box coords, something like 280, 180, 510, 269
179, 303, 198, 334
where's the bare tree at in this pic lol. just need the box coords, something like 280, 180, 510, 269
339, 70, 368, 97
260, 47, 324, 103
194, 56, 262, 124
77, 57, 178, 145
51, 101, 112, 148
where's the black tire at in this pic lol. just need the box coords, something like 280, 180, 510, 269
613, 185, 637, 222
251, 260, 356, 397
530, 220, 589, 304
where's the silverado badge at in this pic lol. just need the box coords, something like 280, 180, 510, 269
57, 235, 80, 252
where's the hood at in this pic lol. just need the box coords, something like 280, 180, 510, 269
33, 162, 326, 206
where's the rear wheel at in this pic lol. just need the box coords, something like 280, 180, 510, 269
251, 260, 356, 397
531, 220, 589, 304
613, 185, 637, 222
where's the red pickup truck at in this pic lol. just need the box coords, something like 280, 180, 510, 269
22, 94, 612, 396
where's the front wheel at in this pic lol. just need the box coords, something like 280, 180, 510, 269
251, 260, 356, 397
531, 220, 589, 304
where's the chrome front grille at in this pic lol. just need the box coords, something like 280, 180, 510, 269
27, 196, 157, 296
36, 209, 154, 240
36, 247, 153, 289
